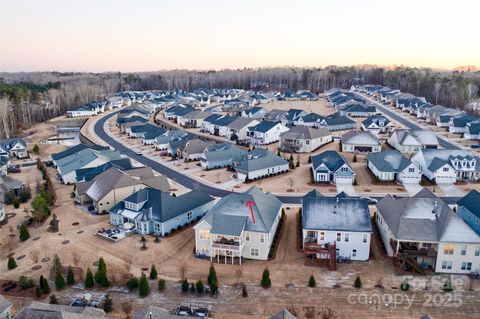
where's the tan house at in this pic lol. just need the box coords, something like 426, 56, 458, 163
75, 166, 170, 214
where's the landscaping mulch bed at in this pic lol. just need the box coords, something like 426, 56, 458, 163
8, 234, 15, 238
33, 236, 41, 241
41, 257, 50, 263
0, 279, 37, 298
76, 230, 84, 234
17, 255, 25, 260
32, 265, 42, 270
72, 222, 80, 226
62, 240, 70, 245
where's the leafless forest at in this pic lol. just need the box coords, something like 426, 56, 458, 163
0, 66, 479, 138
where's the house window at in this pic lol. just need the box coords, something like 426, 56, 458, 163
341, 167, 348, 172
154, 223, 161, 232
344, 233, 349, 242
441, 261, 452, 270
363, 234, 368, 243
306, 140, 310, 145
201, 244, 209, 254
260, 233, 265, 243
352, 249, 357, 257
306, 230, 316, 238
245, 232, 250, 242
187, 211, 193, 220
443, 245, 454, 255
461, 262, 472, 271
251, 248, 259, 256
408, 168, 415, 173
320, 232, 325, 241
443, 167, 449, 172
475, 247, 480, 256
460, 245, 467, 255
200, 230, 210, 239
336, 232, 341, 242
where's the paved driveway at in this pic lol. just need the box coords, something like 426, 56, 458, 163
336, 183, 357, 196
437, 183, 465, 197
403, 183, 423, 196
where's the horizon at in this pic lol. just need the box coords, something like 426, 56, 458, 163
1, 0, 480, 72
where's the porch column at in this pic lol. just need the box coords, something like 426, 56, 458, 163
396, 240, 400, 255
239, 255, 242, 266
217, 251, 219, 263
232, 252, 234, 265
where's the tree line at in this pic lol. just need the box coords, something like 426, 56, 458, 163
0, 66, 479, 138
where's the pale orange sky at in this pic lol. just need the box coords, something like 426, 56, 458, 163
1, 0, 479, 72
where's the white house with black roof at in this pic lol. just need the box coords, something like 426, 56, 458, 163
0, 137, 28, 159
109, 188, 214, 236
361, 115, 394, 134
232, 148, 289, 181
246, 121, 289, 145
194, 186, 282, 264
456, 190, 480, 236
367, 150, 422, 184
341, 130, 381, 153
311, 150, 355, 184
293, 112, 324, 128
225, 118, 260, 141
302, 191, 372, 261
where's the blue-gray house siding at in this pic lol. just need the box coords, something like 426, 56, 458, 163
457, 206, 480, 236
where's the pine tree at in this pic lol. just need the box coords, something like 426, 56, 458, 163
308, 155, 312, 163
209, 278, 218, 296
149, 264, 157, 280
33, 144, 40, 155
207, 264, 217, 286
196, 280, 204, 294
67, 266, 75, 285
19, 224, 30, 241
158, 278, 166, 291
55, 270, 65, 289
308, 275, 316, 288
181, 278, 189, 293
40, 275, 50, 294
7, 256, 17, 270
94, 258, 109, 287
85, 267, 94, 288
139, 273, 150, 297
261, 267, 271, 288
97, 257, 107, 273
354, 275, 362, 288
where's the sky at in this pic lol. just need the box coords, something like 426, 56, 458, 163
1, 0, 479, 72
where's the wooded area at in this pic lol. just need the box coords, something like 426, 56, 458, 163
0, 66, 479, 138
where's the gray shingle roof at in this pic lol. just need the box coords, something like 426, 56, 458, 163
280, 126, 330, 140
311, 151, 351, 173
342, 130, 379, 146
235, 149, 288, 173
367, 150, 412, 173
457, 190, 480, 219
226, 117, 258, 130
247, 121, 281, 133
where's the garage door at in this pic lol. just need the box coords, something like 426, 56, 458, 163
335, 176, 353, 184
355, 146, 372, 153
435, 176, 456, 184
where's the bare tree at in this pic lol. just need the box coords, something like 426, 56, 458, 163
72, 252, 80, 267
30, 249, 40, 264
0, 95, 12, 138
287, 177, 294, 190
123, 257, 132, 275
121, 301, 133, 319
178, 262, 187, 280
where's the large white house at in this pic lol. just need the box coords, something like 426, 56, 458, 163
246, 121, 289, 145
302, 191, 372, 266
279, 126, 332, 153
341, 130, 381, 153
367, 150, 422, 184
194, 186, 282, 264
376, 191, 480, 274
387, 129, 439, 154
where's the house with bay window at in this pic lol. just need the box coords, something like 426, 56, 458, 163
193, 186, 282, 264
109, 188, 214, 236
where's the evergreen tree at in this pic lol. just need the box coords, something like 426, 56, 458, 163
207, 264, 217, 286
261, 267, 271, 288
19, 224, 30, 241
308, 155, 312, 164
210, 278, 218, 296
35, 286, 42, 298
139, 273, 150, 297
33, 144, 40, 155
149, 264, 157, 280
7, 256, 17, 270
55, 270, 65, 289
40, 275, 50, 294
158, 278, 166, 291
67, 266, 75, 285
181, 278, 189, 293
308, 275, 316, 288
94, 258, 109, 287
196, 280, 204, 294
354, 275, 362, 288
84, 267, 94, 288
102, 294, 113, 312
126, 277, 139, 290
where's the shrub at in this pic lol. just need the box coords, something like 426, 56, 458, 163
94, 258, 109, 287
126, 277, 139, 290
49, 294, 59, 304
40, 275, 50, 294
33, 144, 40, 155
149, 264, 157, 279
353, 154, 357, 162
85, 267, 94, 288
102, 294, 113, 312
139, 273, 150, 297
242, 285, 248, 297
67, 266, 75, 285
19, 186, 32, 203
35, 286, 42, 298
354, 275, 362, 288
196, 280, 204, 294
19, 276, 34, 290
296, 160, 300, 167
261, 267, 271, 288
190, 282, 195, 293
158, 278, 166, 292
308, 275, 316, 288
7, 256, 17, 270
19, 224, 30, 241
207, 264, 217, 286
210, 279, 218, 296
31, 194, 50, 217
181, 278, 189, 293
400, 279, 409, 291
308, 155, 312, 163
13, 197, 20, 209
55, 270, 65, 289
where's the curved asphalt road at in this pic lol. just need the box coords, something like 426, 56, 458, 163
94, 111, 462, 205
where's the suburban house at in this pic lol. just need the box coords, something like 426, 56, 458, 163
200, 143, 247, 169
367, 150, 422, 184
464, 122, 480, 140
0, 137, 28, 159
246, 121, 289, 145
109, 188, 214, 236
66, 100, 106, 117
302, 191, 372, 268
225, 118, 260, 142
388, 129, 439, 154
311, 150, 355, 184
279, 126, 332, 153
178, 110, 211, 128
0, 156, 8, 176
202, 114, 238, 136
154, 130, 192, 151
177, 139, 213, 161
75, 167, 170, 213
13, 301, 106, 319
75, 158, 133, 182
0, 175, 23, 201
293, 113, 324, 128
232, 148, 289, 181
280, 108, 307, 126
376, 193, 480, 274
116, 114, 148, 127
164, 104, 195, 122
241, 106, 268, 119
320, 114, 356, 131
52, 145, 123, 184
456, 190, 480, 236
194, 186, 282, 263
361, 115, 394, 134
340, 104, 377, 117
449, 114, 477, 134
127, 123, 165, 138
411, 149, 479, 184
264, 109, 287, 122
341, 130, 381, 153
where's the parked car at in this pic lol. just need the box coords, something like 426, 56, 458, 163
7, 165, 21, 173
176, 306, 193, 316
470, 144, 480, 149
194, 308, 209, 317
136, 151, 143, 156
